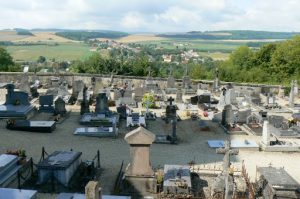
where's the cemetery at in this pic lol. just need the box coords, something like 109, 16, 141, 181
0, 72, 299, 199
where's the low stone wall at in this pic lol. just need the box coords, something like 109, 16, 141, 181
0, 72, 282, 89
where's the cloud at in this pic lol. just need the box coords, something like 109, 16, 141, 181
0, 0, 300, 32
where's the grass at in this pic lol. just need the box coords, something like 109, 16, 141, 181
6, 42, 93, 61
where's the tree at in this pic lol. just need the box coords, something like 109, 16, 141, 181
0, 47, 14, 71
37, 56, 46, 63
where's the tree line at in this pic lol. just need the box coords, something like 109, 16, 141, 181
0, 36, 299, 85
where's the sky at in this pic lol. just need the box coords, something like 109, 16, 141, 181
1, 0, 300, 32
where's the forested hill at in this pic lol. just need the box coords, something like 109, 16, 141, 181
157, 30, 300, 40
55, 30, 129, 41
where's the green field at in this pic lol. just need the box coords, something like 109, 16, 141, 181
6, 42, 93, 61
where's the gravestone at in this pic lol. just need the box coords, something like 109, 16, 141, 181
222, 105, 233, 126
85, 181, 101, 199
182, 66, 191, 89
122, 127, 157, 196
262, 120, 270, 146
95, 93, 109, 114
54, 97, 67, 116
166, 66, 176, 88
0, 84, 35, 119
80, 86, 90, 115
124, 127, 155, 176
72, 80, 84, 99
19, 73, 31, 94
39, 95, 54, 113
213, 68, 220, 91
166, 97, 177, 123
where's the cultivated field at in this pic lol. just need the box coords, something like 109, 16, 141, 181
15, 32, 75, 43
6, 43, 93, 61
0, 30, 29, 41
0, 31, 75, 43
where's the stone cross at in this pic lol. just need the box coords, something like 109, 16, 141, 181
216, 140, 238, 199
124, 127, 155, 176
167, 97, 174, 106
216, 140, 239, 172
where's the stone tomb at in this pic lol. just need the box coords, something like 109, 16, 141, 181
0, 188, 37, 199
0, 84, 35, 119
0, 154, 20, 187
163, 165, 191, 195
121, 127, 157, 196
6, 120, 56, 133
37, 151, 82, 186
77, 92, 119, 137
256, 167, 300, 198
260, 120, 300, 152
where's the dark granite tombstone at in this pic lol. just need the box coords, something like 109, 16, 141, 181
0, 84, 35, 119
54, 97, 67, 116
80, 86, 90, 115
95, 93, 109, 114
166, 97, 177, 123
39, 95, 54, 113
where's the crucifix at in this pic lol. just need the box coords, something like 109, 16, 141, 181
167, 97, 174, 106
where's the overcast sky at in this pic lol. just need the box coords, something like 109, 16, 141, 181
1, 0, 300, 32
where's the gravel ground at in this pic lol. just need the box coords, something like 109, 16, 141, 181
0, 99, 300, 199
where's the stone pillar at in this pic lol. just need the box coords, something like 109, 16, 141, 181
262, 120, 270, 146
124, 127, 155, 176
122, 127, 157, 196
85, 181, 102, 199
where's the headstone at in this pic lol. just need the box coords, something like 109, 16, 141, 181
262, 120, 270, 146
0, 84, 35, 119
95, 93, 109, 114
80, 86, 90, 115
72, 80, 84, 99
213, 68, 220, 91
39, 95, 54, 113
19, 73, 31, 94
124, 127, 155, 176
54, 97, 67, 116
278, 85, 285, 98
222, 105, 233, 126
182, 66, 191, 89
85, 181, 102, 199
166, 97, 177, 123
166, 66, 176, 88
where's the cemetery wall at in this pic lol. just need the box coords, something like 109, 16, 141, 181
0, 72, 282, 90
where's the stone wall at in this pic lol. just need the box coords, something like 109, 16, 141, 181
0, 72, 283, 89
